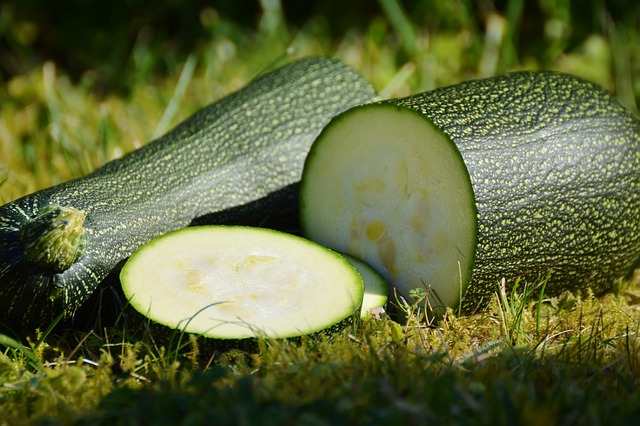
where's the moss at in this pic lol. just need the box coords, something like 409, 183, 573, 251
0, 281, 638, 424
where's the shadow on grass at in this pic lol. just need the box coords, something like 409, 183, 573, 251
68, 345, 640, 426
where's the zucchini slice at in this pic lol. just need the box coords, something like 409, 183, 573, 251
344, 255, 388, 318
120, 226, 364, 339
301, 72, 640, 312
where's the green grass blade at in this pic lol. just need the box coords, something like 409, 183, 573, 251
378, 62, 415, 99
378, 0, 418, 57
535, 280, 548, 335
153, 54, 197, 138
499, 0, 525, 71
259, 0, 286, 36
0, 164, 7, 189
607, 20, 638, 114
0, 333, 42, 371
172, 302, 226, 364
35, 312, 64, 348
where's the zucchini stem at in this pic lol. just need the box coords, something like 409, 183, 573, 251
21, 205, 87, 272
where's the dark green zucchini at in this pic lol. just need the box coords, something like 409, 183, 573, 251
300, 71, 640, 313
0, 57, 375, 329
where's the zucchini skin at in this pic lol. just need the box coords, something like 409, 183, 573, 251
0, 57, 375, 328
390, 71, 640, 311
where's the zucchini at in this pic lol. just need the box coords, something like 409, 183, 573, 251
0, 58, 375, 328
300, 71, 640, 312
343, 255, 388, 318
120, 226, 364, 339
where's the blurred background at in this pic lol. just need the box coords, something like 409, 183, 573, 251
0, 0, 638, 202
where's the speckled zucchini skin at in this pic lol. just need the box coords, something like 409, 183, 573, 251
392, 71, 640, 311
0, 57, 375, 328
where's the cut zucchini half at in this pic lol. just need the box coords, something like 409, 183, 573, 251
120, 226, 364, 339
300, 104, 476, 311
344, 255, 388, 318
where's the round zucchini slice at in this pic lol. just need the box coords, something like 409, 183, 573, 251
343, 255, 388, 318
120, 226, 364, 339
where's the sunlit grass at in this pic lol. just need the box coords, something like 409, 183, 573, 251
1, 282, 640, 425
1, 3, 637, 203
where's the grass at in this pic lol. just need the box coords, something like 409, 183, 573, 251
1, 1, 640, 424
2, 284, 640, 425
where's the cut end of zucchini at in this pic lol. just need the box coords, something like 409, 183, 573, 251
120, 226, 363, 339
301, 104, 477, 310
343, 255, 388, 318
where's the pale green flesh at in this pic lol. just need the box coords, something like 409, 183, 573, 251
120, 226, 364, 339
301, 105, 476, 309
344, 255, 388, 318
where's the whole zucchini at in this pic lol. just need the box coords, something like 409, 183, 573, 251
0, 57, 375, 328
300, 71, 640, 312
